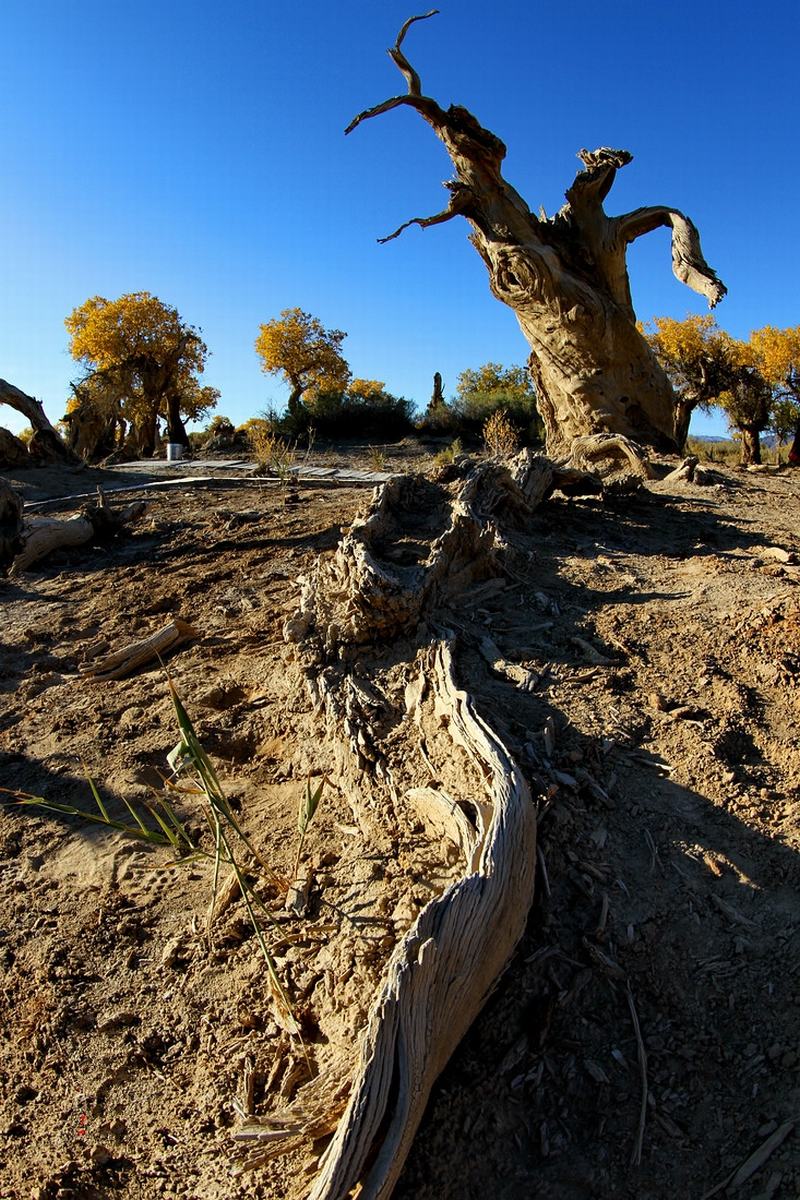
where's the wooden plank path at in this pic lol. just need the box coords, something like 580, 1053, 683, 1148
23, 463, 397, 511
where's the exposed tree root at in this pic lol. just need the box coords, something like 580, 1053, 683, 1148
244, 457, 569, 1196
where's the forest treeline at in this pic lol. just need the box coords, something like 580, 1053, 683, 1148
2, 292, 799, 467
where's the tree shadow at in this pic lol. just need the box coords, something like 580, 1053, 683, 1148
393, 486, 800, 1199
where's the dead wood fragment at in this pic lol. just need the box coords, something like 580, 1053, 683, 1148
701, 1119, 795, 1198
307, 643, 536, 1200
268, 453, 548, 1198
79, 617, 198, 682
11, 494, 146, 573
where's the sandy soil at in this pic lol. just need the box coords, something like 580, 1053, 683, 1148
1, 450, 798, 1199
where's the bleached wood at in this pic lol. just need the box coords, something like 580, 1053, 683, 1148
308, 642, 536, 1200
79, 616, 198, 681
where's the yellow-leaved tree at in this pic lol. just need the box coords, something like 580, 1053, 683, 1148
641, 315, 746, 448
65, 293, 218, 459
748, 326, 800, 460
254, 309, 351, 426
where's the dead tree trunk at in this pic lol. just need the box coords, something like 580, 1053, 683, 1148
0, 378, 79, 464
0, 483, 24, 573
347, 12, 727, 459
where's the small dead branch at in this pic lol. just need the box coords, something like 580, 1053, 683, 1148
626, 982, 648, 1168
79, 617, 199, 682
701, 1119, 795, 1198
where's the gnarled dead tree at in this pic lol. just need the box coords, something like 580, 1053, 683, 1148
238, 455, 606, 1196
347, 11, 727, 459
0, 378, 79, 465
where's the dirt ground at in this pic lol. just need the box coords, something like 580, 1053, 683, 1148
1, 446, 798, 1199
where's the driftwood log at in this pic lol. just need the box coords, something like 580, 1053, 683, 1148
237, 454, 577, 1197
306, 642, 536, 1200
347, 13, 726, 456
11, 493, 146, 573
79, 617, 198, 682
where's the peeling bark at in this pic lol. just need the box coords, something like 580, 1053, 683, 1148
347, 14, 726, 457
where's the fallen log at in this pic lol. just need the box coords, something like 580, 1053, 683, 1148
307, 641, 536, 1200
252, 457, 548, 1196
11, 492, 147, 573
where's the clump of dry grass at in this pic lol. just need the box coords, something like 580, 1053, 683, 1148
483, 409, 519, 457
432, 437, 463, 468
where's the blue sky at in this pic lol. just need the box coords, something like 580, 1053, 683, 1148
1, 0, 797, 438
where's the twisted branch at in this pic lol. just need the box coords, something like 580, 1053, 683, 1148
616, 205, 727, 308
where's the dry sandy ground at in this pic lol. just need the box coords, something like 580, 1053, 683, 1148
0, 451, 798, 1199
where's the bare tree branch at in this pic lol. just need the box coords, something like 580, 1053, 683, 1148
345, 92, 443, 137
616, 206, 727, 308
377, 182, 474, 243
389, 9, 440, 96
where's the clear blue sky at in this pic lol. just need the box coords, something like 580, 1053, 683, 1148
1, 0, 797, 438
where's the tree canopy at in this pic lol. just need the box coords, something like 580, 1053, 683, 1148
65, 292, 217, 457
748, 325, 800, 449
644, 315, 800, 463
642, 315, 744, 447
254, 309, 351, 421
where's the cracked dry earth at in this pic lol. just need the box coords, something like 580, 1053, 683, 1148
0, 459, 799, 1199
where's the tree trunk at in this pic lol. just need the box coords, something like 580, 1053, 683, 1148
165, 393, 189, 446
740, 427, 762, 465
0, 428, 31, 469
673, 396, 696, 452
134, 408, 159, 458
347, 14, 727, 457
287, 381, 305, 422
789, 421, 800, 465
0, 378, 79, 464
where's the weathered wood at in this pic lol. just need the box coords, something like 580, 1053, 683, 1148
0, 378, 78, 464
0, 428, 31, 469
307, 642, 536, 1200
79, 617, 198, 681
348, 16, 726, 457
11, 496, 146, 573
276, 459, 550, 1197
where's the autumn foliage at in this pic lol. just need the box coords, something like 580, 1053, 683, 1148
65, 292, 217, 459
